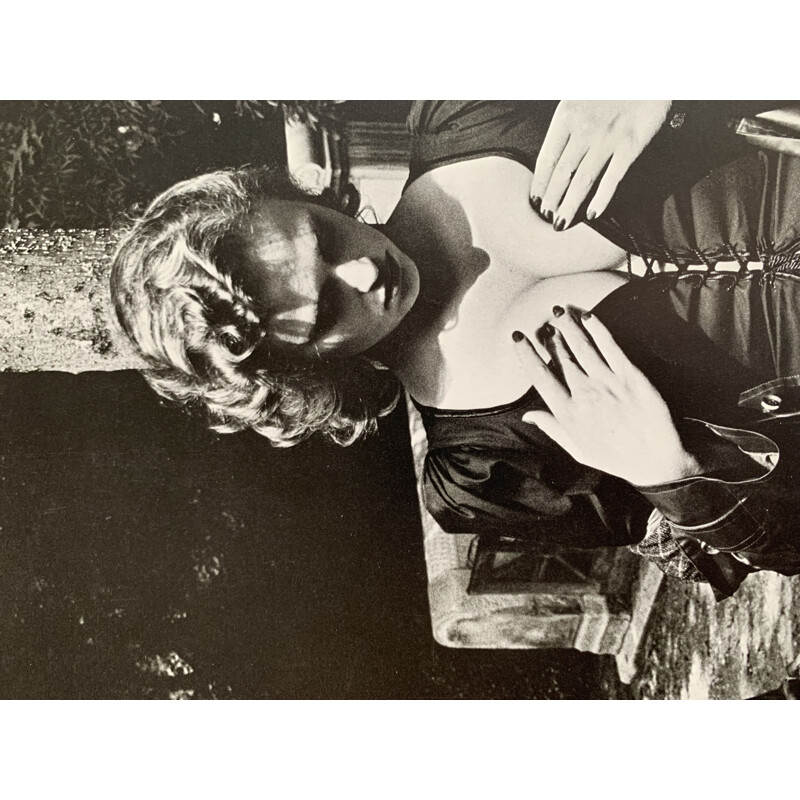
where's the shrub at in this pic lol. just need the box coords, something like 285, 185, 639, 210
0, 101, 286, 229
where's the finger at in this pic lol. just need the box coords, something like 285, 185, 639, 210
521, 410, 579, 457
530, 111, 571, 208
550, 306, 610, 378
553, 147, 612, 230
526, 326, 552, 364
585, 150, 633, 220
540, 136, 589, 224
578, 312, 634, 374
512, 330, 570, 411
546, 326, 588, 389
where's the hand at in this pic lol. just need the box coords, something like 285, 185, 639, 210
530, 101, 672, 231
513, 307, 700, 486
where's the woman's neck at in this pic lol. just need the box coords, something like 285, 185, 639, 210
371, 191, 473, 371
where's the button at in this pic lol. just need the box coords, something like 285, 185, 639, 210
761, 394, 782, 413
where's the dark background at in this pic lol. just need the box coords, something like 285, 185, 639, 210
0, 101, 621, 698
0, 371, 618, 698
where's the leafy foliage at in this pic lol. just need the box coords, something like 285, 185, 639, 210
267, 100, 345, 130
0, 101, 286, 229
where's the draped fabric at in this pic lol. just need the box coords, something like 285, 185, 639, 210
407, 100, 800, 598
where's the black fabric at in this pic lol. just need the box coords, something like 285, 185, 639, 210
418, 389, 653, 549
407, 101, 559, 183
407, 100, 798, 264
419, 270, 800, 596
407, 101, 800, 598
599, 273, 800, 588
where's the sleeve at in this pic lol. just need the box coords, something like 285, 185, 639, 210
630, 509, 757, 600
634, 419, 800, 593
423, 441, 654, 551
406, 100, 559, 183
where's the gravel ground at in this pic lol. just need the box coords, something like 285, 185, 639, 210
629, 570, 800, 699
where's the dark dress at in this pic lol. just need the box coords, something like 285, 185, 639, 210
407, 100, 800, 598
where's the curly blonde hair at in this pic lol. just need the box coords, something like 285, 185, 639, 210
111, 166, 399, 446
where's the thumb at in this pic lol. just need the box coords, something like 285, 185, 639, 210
522, 411, 581, 463
521, 410, 562, 442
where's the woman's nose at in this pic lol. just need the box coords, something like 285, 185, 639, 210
333, 258, 379, 294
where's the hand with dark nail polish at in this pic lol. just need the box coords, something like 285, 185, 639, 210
529, 101, 672, 229
552, 305, 565, 317
517, 307, 699, 486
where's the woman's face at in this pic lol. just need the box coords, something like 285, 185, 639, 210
230, 199, 420, 359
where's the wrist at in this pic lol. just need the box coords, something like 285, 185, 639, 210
668, 449, 704, 480
625, 447, 703, 488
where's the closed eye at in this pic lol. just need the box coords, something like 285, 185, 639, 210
270, 314, 315, 346
269, 286, 339, 350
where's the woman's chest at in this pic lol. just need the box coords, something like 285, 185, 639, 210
391, 159, 631, 409
405, 271, 630, 410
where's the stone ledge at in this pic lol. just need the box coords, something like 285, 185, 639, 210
615, 561, 665, 684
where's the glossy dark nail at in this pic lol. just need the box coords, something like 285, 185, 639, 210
512, 330, 525, 342
530, 195, 542, 212
542, 208, 554, 223
552, 305, 565, 317
553, 217, 566, 232
541, 322, 555, 338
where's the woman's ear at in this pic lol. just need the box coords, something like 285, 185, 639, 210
339, 183, 361, 218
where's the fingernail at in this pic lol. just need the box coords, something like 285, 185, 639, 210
581, 311, 593, 320
522, 413, 536, 424
541, 322, 555, 337
542, 208, 554, 223
586, 209, 597, 221
552, 305, 565, 317
512, 330, 525, 342
530, 195, 541, 212
554, 217, 566, 232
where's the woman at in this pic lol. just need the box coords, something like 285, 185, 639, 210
111, 100, 800, 599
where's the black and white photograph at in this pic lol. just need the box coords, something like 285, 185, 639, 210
2, 98, 800, 706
